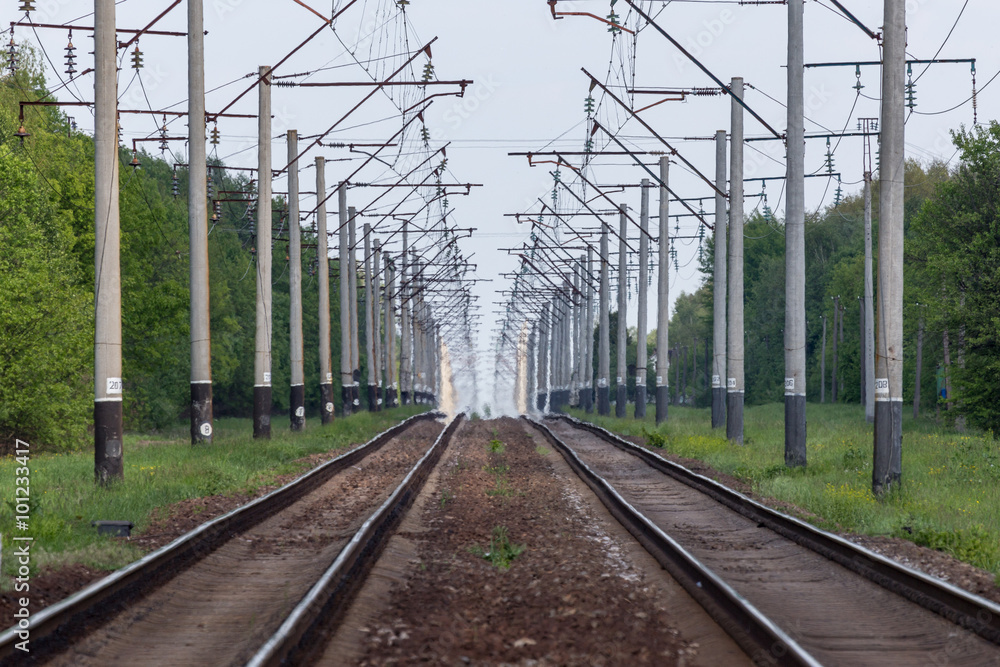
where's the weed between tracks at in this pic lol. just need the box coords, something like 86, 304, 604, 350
0, 407, 426, 582
469, 525, 526, 570
573, 403, 1000, 578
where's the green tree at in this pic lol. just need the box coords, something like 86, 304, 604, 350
909, 123, 1000, 432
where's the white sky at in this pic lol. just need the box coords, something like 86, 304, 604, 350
9, 0, 994, 409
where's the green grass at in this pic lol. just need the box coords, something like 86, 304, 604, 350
571, 403, 1000, 578
469, 525, 526, 569
0, 407, 426, 582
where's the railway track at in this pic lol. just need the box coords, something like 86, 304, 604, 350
530, 414, 1000, 667
0, 411, 463, 667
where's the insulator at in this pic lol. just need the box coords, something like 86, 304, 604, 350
130, 151, 140, 170
130, 46, 143, 70
207, 176, 215, 199
171, 173, 179, 198
853, 65, 864, 92
584, 96, 595, 115
584, 138, 594, 153
607, 10, 621, 34
19, 1, 35, 12
421, 62, 434, 82
210, 124, 220, 145
420, 126, 430, 143
905, 63, 916, 110
158, 115, 169, 151
64, 31, 76, 77
7, 35, 18, 74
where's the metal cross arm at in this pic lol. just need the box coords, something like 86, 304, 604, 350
556, 157, 657, 242
213, 0, 361, 119
589, 120, 714, 231
552, 179, 639, 254
607, 2, 782, 139
118, 0, 183, 50
826, 0, 881, 42
584, 71, 727, 199
278, 37, 440, 175
282, 79, 473, 88
546, 0, 636, 35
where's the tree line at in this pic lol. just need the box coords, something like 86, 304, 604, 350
1, 53, 365, 450
610, 122, 1000, 435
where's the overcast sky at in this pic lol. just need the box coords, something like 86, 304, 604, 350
9, 0, 994, 409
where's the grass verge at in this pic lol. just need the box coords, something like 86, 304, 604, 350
0, 407, 426, 582
570, 403, 1000, 579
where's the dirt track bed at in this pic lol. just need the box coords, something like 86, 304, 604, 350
0, 438, 385, 626
353, 417, 695, 666
41, 419, 444, 667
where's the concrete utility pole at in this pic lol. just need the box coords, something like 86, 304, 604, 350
527, 324, 537, 413
563, 286, 573, 410
537, 302, 549, 411
821, 315, 827, 403
553, 297, 562, 412
411, 252, 422, 402
188, 0, 212, 445
287, 131, 305, 431
384, 252, 397, 407
859, 297, 866, 408
863, 174, 876, 423
348, 206, 361, 411
913, 309, 924, 419
94, 0, 123, 482
616, 204, 628, 418
832, 296, 840, 402
784, 0, 807, 467
399, 223, 411, 404
657, 157, 670, 424
316, 158, 334, 424
585, 246, 596, 413
874, 0, 905, 495
253, 65, 273, 440
636, 180, 650, 418
363, 224, 376, 412
577, 256, 588, 409
572, 261, 582, 407
338, 185, 352, 415
727, 77, 745, 445
598, 215, 611, 415
712, 131, 727, 429
373, 240, 383, 409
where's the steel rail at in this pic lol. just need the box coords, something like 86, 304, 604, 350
0, 411, 440, 662
552, 414, 1000, 647
248, 413, 465, 666
525, 416, 820, 667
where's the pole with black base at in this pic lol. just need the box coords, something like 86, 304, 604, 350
656, 157, 670, 424
874, 0, 905, 496
616, 204, 628, 418
711, 131, 727, 429
253, 65, 273, 440
288, 130, 305, 431
94, 0, 124, 482
635, 179, 649, 418
727, 77, 745, 445
598, 214, 611, 416
316, 157, 334, 424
